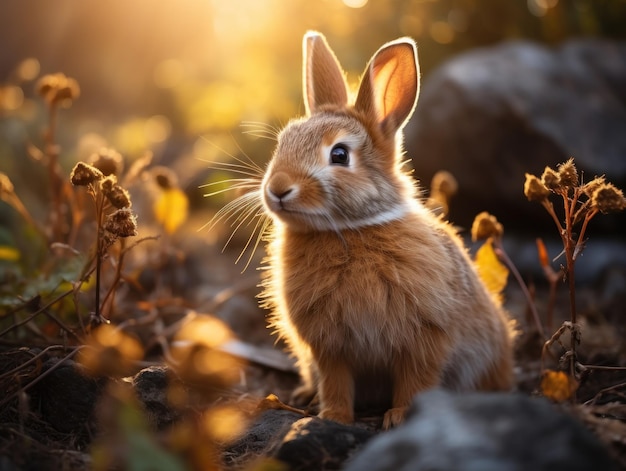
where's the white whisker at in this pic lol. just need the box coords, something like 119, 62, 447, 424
235, 212, 270, 270
199, 191, 258, 231
224, 207, 259, 251
198, 132, 272, 272
240, 121, 281, 141
201, 161, 263, 179
200, 179, 260, 195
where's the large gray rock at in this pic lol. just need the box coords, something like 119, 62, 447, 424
406, 39, 626, 235
344, 389, 617, 471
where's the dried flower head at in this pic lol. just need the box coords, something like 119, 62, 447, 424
89, 147, 124, 176
36, 73, 80, 106
99, 175, 131, 208
541, 167, 561, 191
104, 208, 137, 238
582, 175, 606, 198
591, 183, 626, 214
151, 166, 178, 190
557, 158, 578, 188
524, 174, 550, 202
100, 175, 117, 192
70, 162, 104, 186
105, 184, 131, 209
471, 211, 504, 241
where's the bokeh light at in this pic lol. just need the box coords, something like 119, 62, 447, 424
0, 0, 623, 208
343, 0, 368, 8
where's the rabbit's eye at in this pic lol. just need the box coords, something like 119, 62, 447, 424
330, 144, 350, 165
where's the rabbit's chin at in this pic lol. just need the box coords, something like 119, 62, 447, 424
267, 202, 411, 233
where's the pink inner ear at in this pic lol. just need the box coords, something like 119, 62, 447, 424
365, 41, 418, 132
373, 56, 400, 119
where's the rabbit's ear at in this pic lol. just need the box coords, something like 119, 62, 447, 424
303, 31, 349, 115
355, 39, 419, 136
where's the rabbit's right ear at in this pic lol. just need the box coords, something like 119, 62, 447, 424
303, 32, 349, 115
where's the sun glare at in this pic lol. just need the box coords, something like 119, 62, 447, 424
342, 0, 368, 8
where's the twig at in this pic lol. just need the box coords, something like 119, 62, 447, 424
584, 381, 626, 406
494, 242, 545, 338
0, 346, 83, 410
0, 345, 68, 381
0, 290, 74, 338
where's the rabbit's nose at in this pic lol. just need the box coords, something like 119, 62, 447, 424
272, 188, 293, 199
267, 172, 297, 201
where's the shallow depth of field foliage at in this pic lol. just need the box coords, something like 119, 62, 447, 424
1, 0, 624, 212
1, 1, 626, 470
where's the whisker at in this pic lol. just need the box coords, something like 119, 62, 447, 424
227, 197, 262, 231
242, 129, 278, 141
200, 178, 260, 192
200, 161, 262, 179
230, 132, 266, 173
240, 121, 281, 141
196, 136, 265, 176
196, 131, 274, 272
198, 191, 260, 232
202, 186, 256, 198
224, 205, 261, 251
235, 211, 266, 265
237, 214, 272, 273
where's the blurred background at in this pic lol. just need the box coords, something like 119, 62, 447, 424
0, 0, 625, 277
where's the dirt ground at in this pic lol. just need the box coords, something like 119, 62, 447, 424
1, 234, 625, 470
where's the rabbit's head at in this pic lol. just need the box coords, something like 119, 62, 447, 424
262, 32, 421, 233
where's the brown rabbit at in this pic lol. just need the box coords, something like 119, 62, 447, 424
251, 32, 514, 429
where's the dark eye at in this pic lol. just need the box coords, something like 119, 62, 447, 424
330, 144, 350, 166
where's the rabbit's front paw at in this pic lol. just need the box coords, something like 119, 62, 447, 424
382, 406, 407, 429
318, 407, 353, 424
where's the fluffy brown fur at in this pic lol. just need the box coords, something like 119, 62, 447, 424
258, 32, 514, 428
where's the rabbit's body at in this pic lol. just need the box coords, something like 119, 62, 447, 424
264, 199, 513, 426
257, 32, 514, 428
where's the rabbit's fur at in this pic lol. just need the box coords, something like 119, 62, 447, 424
259, 32, 514, 428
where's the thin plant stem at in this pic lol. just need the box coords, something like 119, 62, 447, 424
100, 239, 126, 319
494, 241, 545, 338
45, 102, 64, 242
89, 186, 106, 323
561, 190, 580, 380
575, 208, 598, 259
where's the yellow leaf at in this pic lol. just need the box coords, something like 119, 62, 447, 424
475, 238, 509, 301
541, 370, 577, 402
154, 187, 188, 234
0, 245, 20, 262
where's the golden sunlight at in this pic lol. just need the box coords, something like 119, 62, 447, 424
343, 0, 368, 8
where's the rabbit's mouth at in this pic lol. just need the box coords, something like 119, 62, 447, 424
264, 201, 335, 231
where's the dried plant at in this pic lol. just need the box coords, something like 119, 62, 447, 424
70, 160, 137, 324
524, 158, 626, 396
33, 73, 81, 242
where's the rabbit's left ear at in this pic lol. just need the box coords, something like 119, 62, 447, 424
303, 31, 349, 115
355, 38, 419, 136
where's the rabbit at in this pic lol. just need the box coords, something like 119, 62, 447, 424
241, 31, 515, 429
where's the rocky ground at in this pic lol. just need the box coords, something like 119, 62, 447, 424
0, 232, 625, 471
